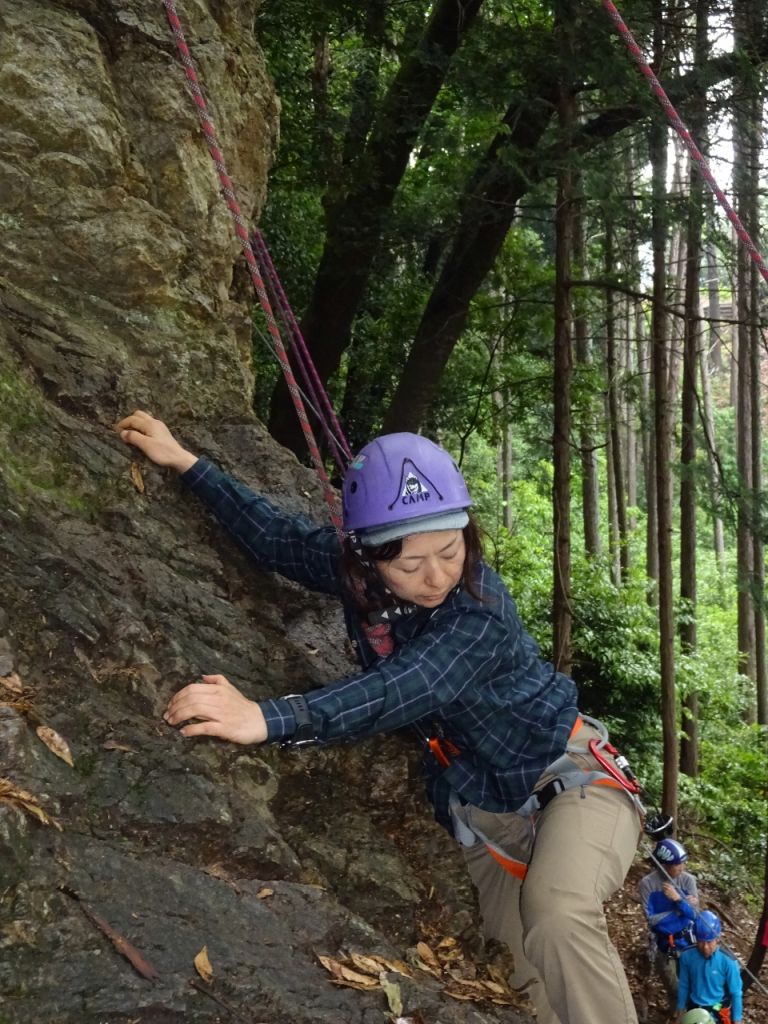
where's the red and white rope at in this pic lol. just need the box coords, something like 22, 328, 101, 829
161, 0, 343, 531
602, 0, 768, 284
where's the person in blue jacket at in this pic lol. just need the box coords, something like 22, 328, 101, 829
677, 912, 743, 1023
116, 410, 643, 1024
639, 838, 699, 1004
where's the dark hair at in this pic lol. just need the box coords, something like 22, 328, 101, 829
341, 513, 486, 613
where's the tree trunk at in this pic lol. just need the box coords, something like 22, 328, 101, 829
650, 0, 677, 824
679, 0, 708, 780
697, 322, 727, 591
734, 0, 757, 720
551, 13, 574, 675
381, 81, 559, 434
705, 240, 723, 372
269, 0, 486, 453
605, 215, 628, 580
573, 175, 601, 557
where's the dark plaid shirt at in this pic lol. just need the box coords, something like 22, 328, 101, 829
182, 459, 579, 821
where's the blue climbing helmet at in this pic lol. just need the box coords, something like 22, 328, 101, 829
694, 911, 722, 942
342, 433, 472, 546
654, 838, 688, 866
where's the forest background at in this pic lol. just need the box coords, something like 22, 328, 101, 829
253, 0, 767, 924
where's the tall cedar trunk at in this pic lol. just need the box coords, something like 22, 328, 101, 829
679, 0, 708, 779
638, 306, 659, 592
551, 0, 574, 674
705, 240, 723, 371
605, 215, 628, 579
496, 332, 513, 532
606, 394, 621, 585
573, 174, 601, 556
744, 12, 766, 723
734, 0, 757, 718
269, 0, 485, 453
698, 323, 727, 592
625, 303, 638, 529
751, 252, 767, 724
650, 0, 678, 824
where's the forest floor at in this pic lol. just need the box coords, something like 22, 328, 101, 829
606, 861, 767, 1024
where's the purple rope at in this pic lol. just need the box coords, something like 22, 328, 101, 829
252, 232, 351, 472
252, 231, 353, 466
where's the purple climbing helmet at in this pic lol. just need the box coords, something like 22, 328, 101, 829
342, 433, 472, 546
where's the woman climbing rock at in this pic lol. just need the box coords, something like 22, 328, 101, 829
117, 409, 642, 1024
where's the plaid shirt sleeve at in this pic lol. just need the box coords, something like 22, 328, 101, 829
260, 605, 508, 741
180, 458, 341, 596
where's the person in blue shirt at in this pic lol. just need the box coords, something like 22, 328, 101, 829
677, 912, 743, 1024
117, 411, 643, 1024
639, 838, 699, 1005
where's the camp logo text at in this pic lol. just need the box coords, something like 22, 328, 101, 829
401, 472, 430, 505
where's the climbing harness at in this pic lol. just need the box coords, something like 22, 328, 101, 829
445, 715, 645, 880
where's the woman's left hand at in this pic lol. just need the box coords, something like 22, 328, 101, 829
163, 674, 268, 744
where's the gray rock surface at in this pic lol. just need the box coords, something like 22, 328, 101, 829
0, 2, 531, 1021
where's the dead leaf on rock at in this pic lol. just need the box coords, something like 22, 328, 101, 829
317, 955, 378, 990
130, 461, 145, 494
0, 672, 24, 694
102, 740, 137, 753
194, 946, 214, 984
256, 887, 274, 899
348, 952, 387, 976
380, 974, 403, 1016
415, 941, 441, 975
0, 778, 62, 830
35, 725, 74, 767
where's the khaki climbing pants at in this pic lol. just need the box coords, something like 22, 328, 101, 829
462, 783, 640, 1024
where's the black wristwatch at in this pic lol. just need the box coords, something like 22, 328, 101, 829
282, 694, 315, 746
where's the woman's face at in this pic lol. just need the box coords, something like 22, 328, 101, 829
375, 529, 466, 607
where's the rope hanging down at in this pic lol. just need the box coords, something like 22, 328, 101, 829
161, 0, 344, 531
251, 230, 352, 473
601, 0, 768, 286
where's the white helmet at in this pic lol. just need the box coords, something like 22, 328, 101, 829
680, 1010, 714, 1024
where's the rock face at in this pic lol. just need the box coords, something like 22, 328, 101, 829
0, 3, 527, 1022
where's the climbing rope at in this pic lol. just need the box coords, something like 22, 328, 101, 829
601, 0, 768, 285
251, 229, 352, 473
161, 0, 343, 531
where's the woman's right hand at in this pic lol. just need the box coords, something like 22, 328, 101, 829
115, 410, 198, 473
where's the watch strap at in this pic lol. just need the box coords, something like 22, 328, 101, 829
283, 693, 315, 745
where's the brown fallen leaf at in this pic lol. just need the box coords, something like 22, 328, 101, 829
348, 952, 388, 977
36, 725, 74, 767
0, 778, 62, 830
130, 461, 145, 494
256, 887, 274, 899
415, 941, 441, 975
316, 955, 378, 989
0, 672, 24, 694
194, 945, 214, 984
102, 740, 137, 753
